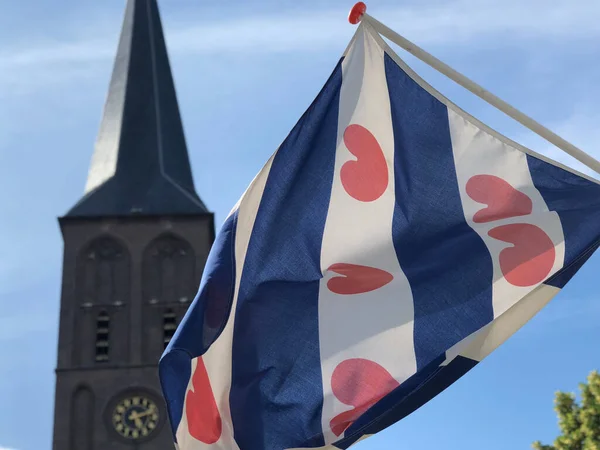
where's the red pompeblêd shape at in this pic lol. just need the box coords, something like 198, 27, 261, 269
488, 223, 555, 287
466, 174, 533, 223
327, 263, 393, 295
330, 358, 400, 436
186, 357, 222, 444
341, 124, 388, 202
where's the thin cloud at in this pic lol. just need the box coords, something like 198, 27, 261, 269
0, 0, 598, 73
169, 0, 600, 54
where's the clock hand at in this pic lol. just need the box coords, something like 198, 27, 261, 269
127, 411, 142, 430
129, 409, 155, 420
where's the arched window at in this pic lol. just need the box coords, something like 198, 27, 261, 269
95, 311, 110, 362
163, 309, 177, 349
143, 234, 196, 305
70, 386, 94, 450
79, 236, 129, 306
142, 234, 196, 362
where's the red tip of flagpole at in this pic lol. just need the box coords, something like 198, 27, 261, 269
348, 2, 367, 24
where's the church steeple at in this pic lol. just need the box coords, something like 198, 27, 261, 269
66, 0, 207, 217
53, 3, 214, 449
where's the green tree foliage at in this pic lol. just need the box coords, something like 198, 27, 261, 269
533, 371, 600, 450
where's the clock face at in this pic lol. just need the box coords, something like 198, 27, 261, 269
111, 395, 160, 440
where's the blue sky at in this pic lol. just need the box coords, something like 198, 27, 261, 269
1, 0, 600, 449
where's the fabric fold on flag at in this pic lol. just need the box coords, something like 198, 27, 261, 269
159, 22, 600, 450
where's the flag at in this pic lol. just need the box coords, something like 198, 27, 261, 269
159, 22, 600, 450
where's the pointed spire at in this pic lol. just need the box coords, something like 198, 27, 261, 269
66, 0, 208, 217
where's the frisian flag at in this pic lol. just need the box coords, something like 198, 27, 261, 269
159, 20, 600, 450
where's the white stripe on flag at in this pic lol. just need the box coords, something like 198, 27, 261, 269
318, 26, 416, 444
177, 153, 278, 449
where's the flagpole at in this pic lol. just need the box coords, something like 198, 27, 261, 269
347, 2, 600, 176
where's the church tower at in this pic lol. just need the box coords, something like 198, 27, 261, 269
52, 1, 214, 448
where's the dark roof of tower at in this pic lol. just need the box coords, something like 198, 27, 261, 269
65, 0, 208, 218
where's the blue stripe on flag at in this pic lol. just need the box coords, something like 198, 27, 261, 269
384, 53, 494, 371
527, 155, 600, 288
159, 209, 239, 439
229, 60, 344, 450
